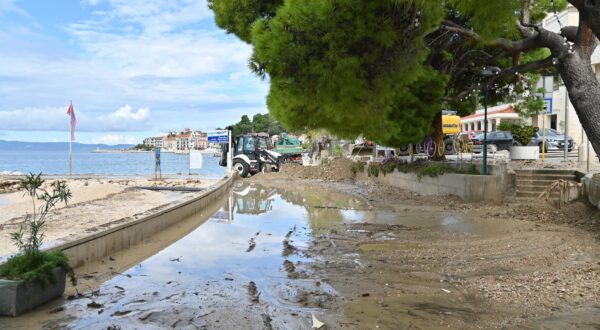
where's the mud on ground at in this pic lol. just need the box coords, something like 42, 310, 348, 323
252, 165, 600, 329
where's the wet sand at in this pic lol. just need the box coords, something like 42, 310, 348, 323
0, 176, 219, 259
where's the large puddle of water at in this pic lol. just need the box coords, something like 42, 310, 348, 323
0, 182, 517, 329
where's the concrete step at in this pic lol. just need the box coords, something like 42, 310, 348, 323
516, 186, 552, 194
516, 190, 567, 198
514, 169, 577, 176
514, 196, 562, 202
516, 180, 578, 189
515, 174, 577, 181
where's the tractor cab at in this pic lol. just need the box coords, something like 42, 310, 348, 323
220, 132, 283, 177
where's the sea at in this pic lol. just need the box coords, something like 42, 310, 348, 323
0, 141, 225, 178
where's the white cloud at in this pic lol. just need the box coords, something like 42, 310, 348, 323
0, 105, 151, 132
92, 134, 137, 145
108, 105, 149, 121
0, 0, 269, 136
82, 0, 103, 6
0, 0, 30, 18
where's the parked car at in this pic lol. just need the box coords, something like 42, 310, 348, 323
472, 131, 517, 153
459, 130, 482, 140
530, 128, 574, 152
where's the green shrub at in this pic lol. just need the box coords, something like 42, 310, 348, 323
0, 173, 76, 286
367, 163, 380, 177
498, 121, 538, 146
332, 144, 344, 157
351, 161, 366, 175
381, 161, 397, 176
0, 251, 75, 287
417, 163, 447, 179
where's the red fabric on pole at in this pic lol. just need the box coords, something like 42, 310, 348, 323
66, 102, 76, 141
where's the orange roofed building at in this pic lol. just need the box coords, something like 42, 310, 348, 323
460, 105, 519, 133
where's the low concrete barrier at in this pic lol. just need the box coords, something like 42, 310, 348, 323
357, 170, 503, 204
48, 175, 235, 268
582, 174, 600, 209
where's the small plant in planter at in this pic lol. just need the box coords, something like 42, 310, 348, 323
0, 173, 76, 316
498, 121, 539, 160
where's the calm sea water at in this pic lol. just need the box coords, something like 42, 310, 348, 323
0, 150, 226, 178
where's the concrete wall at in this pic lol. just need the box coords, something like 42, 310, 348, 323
48, 175, 235, 268
357, 169, 503, 204
583, 174, 600, 209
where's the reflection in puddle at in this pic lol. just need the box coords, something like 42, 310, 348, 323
0, 196, 10, 207
0, 181, 483, 328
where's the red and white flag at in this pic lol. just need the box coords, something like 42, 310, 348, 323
66, 102, 77, 141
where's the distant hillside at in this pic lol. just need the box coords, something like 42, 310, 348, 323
0, 140, 134, 152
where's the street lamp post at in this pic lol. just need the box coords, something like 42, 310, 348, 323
481, 66, 501, 175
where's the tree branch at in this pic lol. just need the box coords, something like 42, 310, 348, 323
499, 56, 555, 77
452, 57, 555, 102
439, 23, 542, 53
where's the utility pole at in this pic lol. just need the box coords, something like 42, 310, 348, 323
564, 90, 569, 161
481, 66, 501, 175
483, 88, 489, 175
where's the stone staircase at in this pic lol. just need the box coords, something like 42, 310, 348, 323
514, 169, 580, 200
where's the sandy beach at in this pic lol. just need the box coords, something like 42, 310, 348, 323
0, 176, 220, 259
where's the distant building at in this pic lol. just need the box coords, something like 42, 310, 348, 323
143, 137, 163, 148
162, 136, 176, 150
190, 130, 208, 150
144, 129, 209, 152
175, 133, 190, 151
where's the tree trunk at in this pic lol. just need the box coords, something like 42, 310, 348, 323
558, 53, 600, 157
431, 111, 445, 160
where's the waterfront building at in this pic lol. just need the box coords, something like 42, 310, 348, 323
142, 137, 163, 148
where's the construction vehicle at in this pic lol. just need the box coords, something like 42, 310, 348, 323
231, 184, 277, 215
273, 133, 305, 163
399, 111, 462, 156
219, 132, 283, 177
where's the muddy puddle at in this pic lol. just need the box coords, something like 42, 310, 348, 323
0, 182, 371, 329
2, 181, 599, 329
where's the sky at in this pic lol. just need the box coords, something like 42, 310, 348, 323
0, 0, 269, 144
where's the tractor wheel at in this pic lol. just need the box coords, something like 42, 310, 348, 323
233, 159, 250, 177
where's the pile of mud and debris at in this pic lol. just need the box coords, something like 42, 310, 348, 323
276, 158, 356, 182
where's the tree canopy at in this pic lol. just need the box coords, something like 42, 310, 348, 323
228, 113, 285, 137
210, 0, 600, 154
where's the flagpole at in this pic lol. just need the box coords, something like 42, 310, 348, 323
69, 100, 73, 177
69, 139, 72, 177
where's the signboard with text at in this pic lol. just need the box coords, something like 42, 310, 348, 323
207, 130, 229, 144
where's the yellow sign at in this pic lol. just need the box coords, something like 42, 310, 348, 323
442, 114, 461, 135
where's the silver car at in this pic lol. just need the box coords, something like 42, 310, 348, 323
530, 128, 574, 152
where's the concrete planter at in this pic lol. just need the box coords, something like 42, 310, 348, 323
510, 146, 539, 160
0, 267, 66, 316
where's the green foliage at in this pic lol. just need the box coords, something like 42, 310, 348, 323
498, 121, 538, 146
397, 161, 479, 179
229, 113, 285, 137
0, 173, 76, 286
248, 0, 446, 146
0, 250, 76, 287
367, 163, 380, 178
497, 122, 514, 132
207, 0, 282, 43
332, 145, 343, 157
210, 0, 567, 145
351, 161, 366, 175
133, 144, 153, 151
